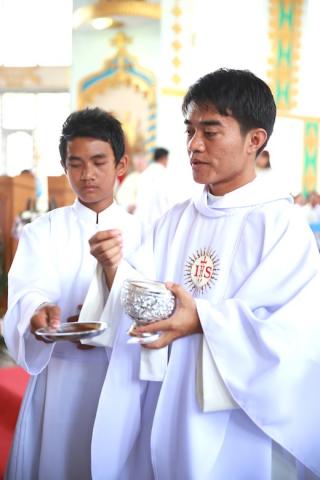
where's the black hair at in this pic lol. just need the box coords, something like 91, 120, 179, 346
182, 68, 276, 156
59, 107, 125, 167
153, 147, 169, 162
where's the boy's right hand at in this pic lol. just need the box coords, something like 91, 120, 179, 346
89, 229, 123, 289
30, 303, 61, 340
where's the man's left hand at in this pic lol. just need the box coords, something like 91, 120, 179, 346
133, 282, 202, 350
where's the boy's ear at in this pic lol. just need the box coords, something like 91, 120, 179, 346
116, 154, 129, 177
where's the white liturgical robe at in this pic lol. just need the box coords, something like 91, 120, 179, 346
87, 177, 320, 479
134, 162, 173, 232
3, 200, 142, 480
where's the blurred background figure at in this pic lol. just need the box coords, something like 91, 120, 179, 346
116, 151, 148, 214
255, 150, 272, 180
134, 147, 173, 232
255, 149, 287, 192
292, 192, 313, 226
304, 191, 320, 250
305, 190, 320, 224
293, 192, 306, 207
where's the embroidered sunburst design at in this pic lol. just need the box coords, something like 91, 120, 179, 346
184, 247, 220, 295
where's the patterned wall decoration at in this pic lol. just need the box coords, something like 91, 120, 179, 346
268, 0, 320, 194
303, 121, 319, 195
78, 31, 157, 160
161, 0, 186, 97
171, 0, 182, 87
268, 0, 303, 111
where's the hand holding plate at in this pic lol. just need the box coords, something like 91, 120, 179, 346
31, 302, 61, 342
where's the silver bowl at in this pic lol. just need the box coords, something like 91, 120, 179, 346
121, 279, 176, 326
121, 279, 176, 344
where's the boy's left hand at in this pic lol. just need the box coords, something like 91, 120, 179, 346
133, 282, 202, 350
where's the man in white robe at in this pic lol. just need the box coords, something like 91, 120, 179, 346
3, 107, 142, 480
134, 147, 173, 232
84, 70, 320, 479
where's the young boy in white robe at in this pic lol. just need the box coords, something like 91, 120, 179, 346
3, 107, 142, 480
84, 70, 320, 479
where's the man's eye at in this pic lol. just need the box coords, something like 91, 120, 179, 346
68, 162, 81, 168
205, 131, 217, 137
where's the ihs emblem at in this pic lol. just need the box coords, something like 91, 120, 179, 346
184, 247, 219, 295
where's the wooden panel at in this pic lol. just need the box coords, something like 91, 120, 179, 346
48, 175, 75, 208
0, 174, 36, 312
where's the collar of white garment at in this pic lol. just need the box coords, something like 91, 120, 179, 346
197, 176, 291, 216
72, 199, 118, 226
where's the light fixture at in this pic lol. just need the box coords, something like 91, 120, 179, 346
90, 17, 117, 30
73, 0, 161, 30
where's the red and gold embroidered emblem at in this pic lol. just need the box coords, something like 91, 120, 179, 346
184, 247, 219, 295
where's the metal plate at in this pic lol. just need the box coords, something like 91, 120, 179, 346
35, 321, 107, 342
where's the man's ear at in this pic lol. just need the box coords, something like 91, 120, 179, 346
116, 154, 129, 177
247, 128, 268, 155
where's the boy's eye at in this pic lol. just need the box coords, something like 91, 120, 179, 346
68, 162, 81, 168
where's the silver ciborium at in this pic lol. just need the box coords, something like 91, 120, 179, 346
120, 279, 176, 344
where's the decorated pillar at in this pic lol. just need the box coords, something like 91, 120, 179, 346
156, 0, 197, 203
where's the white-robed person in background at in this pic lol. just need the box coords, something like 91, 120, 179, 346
3, 107, 142, 480
134, 147, 174, 232
116, 150, 148, 214
81, 69, 320, 479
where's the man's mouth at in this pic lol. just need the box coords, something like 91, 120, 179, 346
190, 159, 208, 166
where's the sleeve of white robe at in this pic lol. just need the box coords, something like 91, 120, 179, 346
80, 229, 157, 347
79, 230, 169, 380
3, 217, 61, 374
196, 206, 320, 474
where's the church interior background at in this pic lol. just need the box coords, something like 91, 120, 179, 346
0, 0, 320, 313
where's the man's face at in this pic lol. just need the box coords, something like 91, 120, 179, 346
184, 103, 258, 196
63, 136, 127, 212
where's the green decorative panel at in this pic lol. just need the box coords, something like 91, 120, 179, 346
268, 0, 303, 111
303, 121, 319, 195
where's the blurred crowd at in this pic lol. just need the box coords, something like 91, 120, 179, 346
115, 147, 174, 234
293, 191, 320, 249
293, 190, 320, 224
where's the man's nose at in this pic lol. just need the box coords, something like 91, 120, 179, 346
188, 133, 205, 152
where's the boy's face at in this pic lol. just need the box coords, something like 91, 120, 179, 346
184, 103, 266, 196
63, 136, 127, 212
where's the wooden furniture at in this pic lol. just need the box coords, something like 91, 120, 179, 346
0, 174, 36, 313
47, 175, 75, 208
0, 174, 36, 273
0, 175, 74, 313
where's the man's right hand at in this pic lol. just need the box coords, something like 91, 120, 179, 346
89, 229, 123, 289
30, 303, 61, 341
